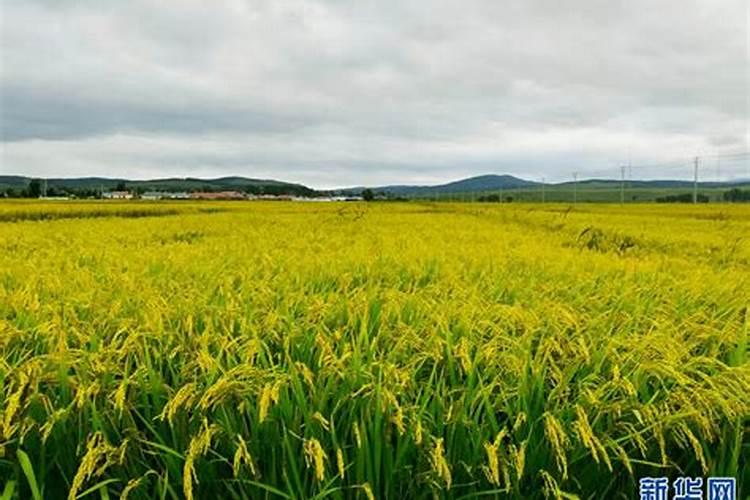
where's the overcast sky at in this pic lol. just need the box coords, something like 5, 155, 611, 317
1, 0, 748, 187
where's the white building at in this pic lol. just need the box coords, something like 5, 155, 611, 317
102, 191, 133, 200
141, 191, 190, 200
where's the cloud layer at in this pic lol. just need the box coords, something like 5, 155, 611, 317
1, 0, 748, 186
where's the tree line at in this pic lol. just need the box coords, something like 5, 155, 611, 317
3, 180, 750, 203
0, 179, 322, 199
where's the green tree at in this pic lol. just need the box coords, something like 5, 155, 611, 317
27, 179, 42, 198
723, 188, 750, 202
362, 188, 374, 201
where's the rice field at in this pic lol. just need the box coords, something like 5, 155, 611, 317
1, 201, 748, 499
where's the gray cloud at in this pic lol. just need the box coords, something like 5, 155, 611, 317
1, 0, 747, 187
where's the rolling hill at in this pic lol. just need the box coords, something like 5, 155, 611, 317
0, 175, 319, 196
344, 174, 539, 195
2, 173, 748, 202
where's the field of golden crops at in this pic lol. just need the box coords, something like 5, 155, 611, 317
1, 200, 748, 499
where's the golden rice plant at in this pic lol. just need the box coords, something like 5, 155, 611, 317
0, 200, 748, 498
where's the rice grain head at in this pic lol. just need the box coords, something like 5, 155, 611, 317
68, 432, 117, 500
303, 438, 327, 481
159, 383, 197, 426
233, 434, 258, 478
336, 447, 345, 479
430, 438, 452, 490
543, 412, 569, 479
183, 420, 219, 500
362, 482, 375, 500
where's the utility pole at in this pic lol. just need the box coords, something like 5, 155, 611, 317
693, 156, 699, 204
716, 156, 722, 203
541, 177, 546, 203
573, 172, 578, 205
628, 150, 632, 180
42, 178, 48, 198
620, 166, 626, 204
716, 156, 721, 182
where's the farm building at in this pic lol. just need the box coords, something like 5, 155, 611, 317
190, 191, 246, 200
141, 191, 190, 200
102, 191, 133, 200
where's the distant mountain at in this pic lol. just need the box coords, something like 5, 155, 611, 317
345, 174, 539, 195
419, 174, 538, 193
3, 173, 748, 199
558, 178, 749, 189
0, 175, 320, 196
340, 174, 750, 196
0, 176, 29, 189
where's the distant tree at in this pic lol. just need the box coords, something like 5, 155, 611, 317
656, 193, 708, 203
723, 188, 750, 202
478, 194, 500, 202
26, 179, 42, 198
46, 186, 63, 197
362, 189, 374, 201
71, 187, 98, 199
116, 181, 127, 191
